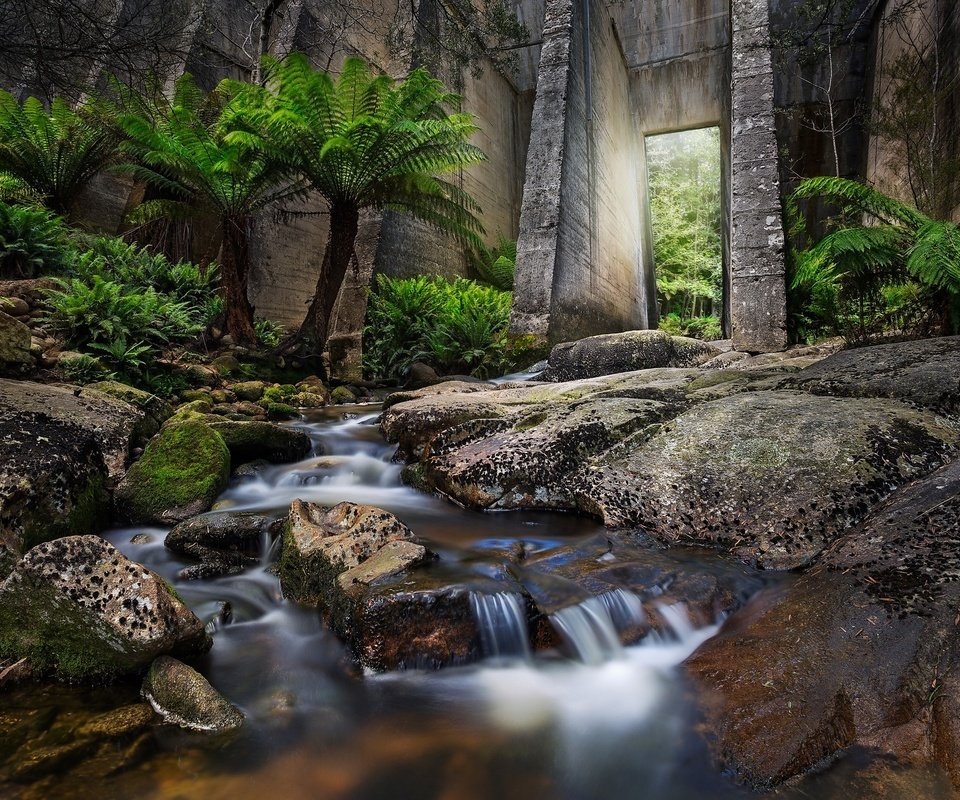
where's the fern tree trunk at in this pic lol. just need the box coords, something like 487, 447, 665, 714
220, 216, 257, 346
299, 202, 360, 351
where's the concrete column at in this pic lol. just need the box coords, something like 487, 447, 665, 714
729, 0, 788, 352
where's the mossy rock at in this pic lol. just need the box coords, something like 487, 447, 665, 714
232, 380, 266, 402
210, 354, 241, 376
115, 421, 231, 525
330, 386, 357, 404
207, 420, 311, 464
266, 402, 298, 421
0, 536, 210, 680
179, 389, 210, 403
142, 656, 243, 732
86, 381, 173, 445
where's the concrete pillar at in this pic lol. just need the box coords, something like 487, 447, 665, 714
729, 0, 788, 352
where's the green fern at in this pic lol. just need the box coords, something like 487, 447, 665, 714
0, 202, 68, 278
469, 235, 516, 290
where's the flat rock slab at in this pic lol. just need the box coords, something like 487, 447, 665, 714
784, 335, 960, 414
685, 457, 960, 791
0, 536, 210, 680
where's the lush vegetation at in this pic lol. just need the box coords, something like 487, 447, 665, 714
789, 176, 960, 343
363, 275, 513, 380
647, 128, 723, 340
469, 236, 516, 290
0, 203, 69, 278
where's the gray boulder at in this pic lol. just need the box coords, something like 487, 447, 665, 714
207, 420, 312, 464
165, 511, 282, 579
142, 656, 243, 732
540, 330, 718, 381
0, 310, 31, 374
0, 536, 210, 680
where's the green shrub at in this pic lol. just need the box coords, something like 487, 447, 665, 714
658, 313, 723, 341
469, 236, 516, 290
255, 317, 284, 347
0, 203, 68, 278
363, 275, 513, 380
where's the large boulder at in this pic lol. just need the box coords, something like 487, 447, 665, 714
0, 536, 210, 680
206, 420, 312, 465
575, 391, 960, 568
165, 511, 282, 579
0, 379, 146, 573
279, 499, 424, 605
540, 330, 719, 381
0, 310, 31, 374
142, 656, 243, 733
784, 335, 960, 414
685, 457, 960, 791
115, 421, 231, 525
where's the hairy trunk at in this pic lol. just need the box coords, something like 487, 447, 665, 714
220, 216, 257, 346
297, 203, 360, 352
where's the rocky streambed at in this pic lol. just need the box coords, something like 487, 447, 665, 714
1, 332, 959, 798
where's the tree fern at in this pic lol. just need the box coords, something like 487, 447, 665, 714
0, 92, 120, 215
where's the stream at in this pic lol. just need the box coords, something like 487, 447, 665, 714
1, 405, 930, 799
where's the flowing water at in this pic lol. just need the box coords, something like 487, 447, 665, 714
1, 406, 945, 799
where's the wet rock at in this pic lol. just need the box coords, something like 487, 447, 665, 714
576, 391, 960, 568
279, 499, 421, 605
207, 420, 311, 464
75, 704, 154, 738
0, 310, 32, 374
686, 457, 960, 791
540, 330, 718, 381
85, 380, 173, 445
406, 361, 439, 387
130, 533, 154, 544
115, 421, 231, 525
785, 335, 960, 414
142, 656, 243, 732
165, 511, 281, 578
424, 398, 670, 510
337, 539, 430, 595
330, 385, 357, 404
0, 536, 210, 680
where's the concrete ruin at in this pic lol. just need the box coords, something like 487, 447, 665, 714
8, 0, 959, 365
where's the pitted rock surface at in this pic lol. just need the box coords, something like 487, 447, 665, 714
784, 335, 960, 414
576, 391, 960, 569
686, 457, 960, 791
279, 499, 427, 606
0, 536, 210, 679
539, 330, 719, 381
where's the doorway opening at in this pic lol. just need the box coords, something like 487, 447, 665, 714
645, 126, 724, 341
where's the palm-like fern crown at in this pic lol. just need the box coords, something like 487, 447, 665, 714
791, 176, 960, 294
0, 92, 119, 213
232, 54, 487, 247
117, 73, 308, 224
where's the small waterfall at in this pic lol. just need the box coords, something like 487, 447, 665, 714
470, 592, 531, 660
551, 596, 625, 665
597, 588, 646, 631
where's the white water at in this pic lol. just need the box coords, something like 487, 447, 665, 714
470, 592, 532, 661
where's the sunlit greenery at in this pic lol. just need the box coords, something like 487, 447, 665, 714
647, 127, 722, 340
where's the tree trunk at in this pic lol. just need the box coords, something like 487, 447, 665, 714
298, 202, 360, 351
219, 216, 257, 345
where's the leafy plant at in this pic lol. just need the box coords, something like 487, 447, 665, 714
363, 275, 513, 380
658, 313, 723, 341
60, 353, 113, 384
469, 236, 516, 290
254, 316, 285, 347
0, 202, 68, 278
88, 337, 155, 373
789, 176, 960, 342
0, 92, 120, 214
236, 54, 487, 351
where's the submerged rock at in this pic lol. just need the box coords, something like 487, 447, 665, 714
142, 656, 243, 732
115, 421, 231, 525
686, 457, 960, 791
206, 420, 312, 464
165, 511, 282, 579
540, 329, 718, 381
0, 536, 210, 680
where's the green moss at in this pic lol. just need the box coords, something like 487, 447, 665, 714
330, 386, 357, 404
180, 389, 210, 403
116, 421, 230, 524
267, 403, 298, 421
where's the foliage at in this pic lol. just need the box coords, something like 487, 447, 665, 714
789, 176, 960, 343
0, 203, 69, 278
254, 316, 285, 348
363, 275, 513, 380
469, 236, 516, 290
235, 54, 487, 347
115, 72, 308, 344
658, 313, 723, 342
647, 128, 723, 326
0, 92, 120, 214
60, 353, 113, 384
